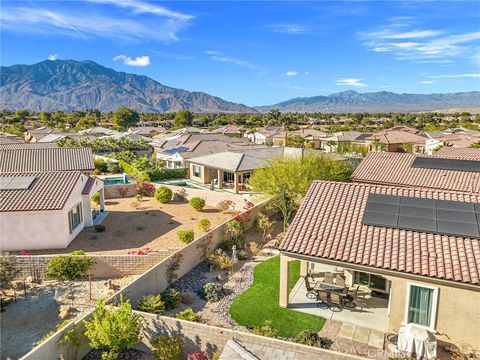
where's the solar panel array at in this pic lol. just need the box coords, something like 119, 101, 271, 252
362, 193, 480, 239
0, 176, 36, 190
412, 157, 480, 173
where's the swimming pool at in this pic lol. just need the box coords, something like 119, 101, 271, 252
103, 175, 129, 186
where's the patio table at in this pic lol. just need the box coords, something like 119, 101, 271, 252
314, 282, 345, 292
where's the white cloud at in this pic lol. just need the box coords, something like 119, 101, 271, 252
360, 20, 480, 62
336, 78, 367, 87
304, 71, 310, 75
205, 50, 257, 70
418, 80, 438, 85
0, 2, 193, 42
285, 71, 298, 77
48, 53, 58, 60
429, 73, 480, 79
266, 24, 307, 34
114, 55, 150, 66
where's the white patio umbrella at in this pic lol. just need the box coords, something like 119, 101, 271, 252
397, 324, 437, 360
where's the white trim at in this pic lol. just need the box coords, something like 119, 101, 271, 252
404, 281, 439, 332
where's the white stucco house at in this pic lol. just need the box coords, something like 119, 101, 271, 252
0, 145, 105, 251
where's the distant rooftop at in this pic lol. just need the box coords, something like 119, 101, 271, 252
434, 147, 480, 159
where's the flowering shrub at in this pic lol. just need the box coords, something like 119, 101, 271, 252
19, 250, 32, 256
217, 199, 236, 212
135, 181, 155, 197
243, 199, 254, 210
174, 188, 188, 202
165, 250, 185, 285
127, 247, 158, 255
188, 352, 209, 360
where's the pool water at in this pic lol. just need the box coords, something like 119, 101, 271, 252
104, 176, 128, 186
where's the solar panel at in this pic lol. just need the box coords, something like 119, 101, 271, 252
412, 157, 480, 173
0, 176, 36, 190
362, 193, 480, 239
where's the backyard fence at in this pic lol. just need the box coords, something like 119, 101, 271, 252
13, 252, 172, 280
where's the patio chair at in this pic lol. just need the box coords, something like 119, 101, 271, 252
335, 275, 346, 287
316, 291, 330, 308
303, 276, 317, 299
329, 293, 343, 312
323, 272, 334, 284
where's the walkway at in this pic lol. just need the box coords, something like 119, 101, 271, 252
339, 323, 385, 349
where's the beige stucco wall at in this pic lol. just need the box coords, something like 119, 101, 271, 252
387, 276, 480, 348
0, 174, 93, 251
189, 163, 214, 184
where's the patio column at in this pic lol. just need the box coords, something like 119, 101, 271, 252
279, 254, 291, 308
234, 173, 239, 194
217, 169, 223, 189
99, 188, 105, 212
300, 260, 308, 277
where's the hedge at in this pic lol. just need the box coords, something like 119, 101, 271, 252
145, 167, 187, 182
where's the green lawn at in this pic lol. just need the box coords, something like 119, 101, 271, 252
229, 256, 325, 338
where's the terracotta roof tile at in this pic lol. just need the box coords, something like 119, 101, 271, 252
280, 181, 480, 285
434, 147, 480, 159
352, 152, 480, 193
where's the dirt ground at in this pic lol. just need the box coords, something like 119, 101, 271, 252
32, 197, 233, 255
0, 276, 136, 360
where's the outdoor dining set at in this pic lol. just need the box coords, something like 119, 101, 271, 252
304, 272, 359, 311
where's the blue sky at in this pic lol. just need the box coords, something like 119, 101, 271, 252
1, 1, 479, 106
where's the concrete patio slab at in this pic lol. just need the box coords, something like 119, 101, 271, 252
339, 323, 356, 339
353, 326, 370, 344
368, 329, 385, 349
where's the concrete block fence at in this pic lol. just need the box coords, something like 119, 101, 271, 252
13, 252, 171, 280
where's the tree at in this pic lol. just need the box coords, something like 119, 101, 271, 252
173, 109, 194, 128
0, 252, 19, 294
45, 251, 94, 281
84, 296, 142, 360
285, 135, 305, 148
113, 107, 139, 130
248, 154, 352, 230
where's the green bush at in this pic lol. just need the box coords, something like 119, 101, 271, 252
145, 167, 187, 182
155, 186, 173, 204
92, 192, 100, 205
177, 229, 194, 244
252, 321, 278, 338
161, 288, 181, 310
189, 197, 205, 211
94, 158, 108, 173
152, 335, 181, 360
237, 250, 248, 260
106, 162, 121, 174
138, 294, 165, 315
45, 251, 94, 281
202, 283, 224, 303
84, 297, 142, 360
294, 329, 322, 347
198, 218, 211, 232
175, 308, 199, 322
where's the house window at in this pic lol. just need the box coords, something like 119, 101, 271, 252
241, 172, 251, 183
406, 284, 438, 329
68, 203, 83, 234
192, 165, 201, 178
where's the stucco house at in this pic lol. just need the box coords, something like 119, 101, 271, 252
279, 181, 480, 349
364, 126, 428, 153
0, 146, 105, 251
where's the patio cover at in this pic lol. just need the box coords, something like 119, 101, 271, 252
397, 324, 437, 360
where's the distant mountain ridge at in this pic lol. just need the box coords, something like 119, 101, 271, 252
256, 90, 480, 113
0, 60, 255, 113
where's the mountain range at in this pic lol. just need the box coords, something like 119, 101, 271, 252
1, 59, 479, 113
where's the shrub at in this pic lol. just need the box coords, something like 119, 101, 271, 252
152, 335, 181, 360
84, 297, 142, 360
45, 251, 94, 281
136, 181, 155, 197
198, 218, 211, 232
137, 294, 165, 315
155, 186, 173, 204
216, 200, 230, 212
207, 249, 235, 271
189, 197, 205, 211
94, 158, 108, 173
177, 229, 194, 244
92, 192, 100, 205
249, 242, 260, 256
94, 224, 106, 232
202, 282, 224, 303
0, 251, 19, 292
188, 352, 209, 360
106, 162, 120, 173
252, 321, 278, 338
211, 352, 221, 360
295, 330, 322, 347
175, 308, 199, 322
161, 288, 181, 310
237, 250, 248, 260
93, 168, 102, 175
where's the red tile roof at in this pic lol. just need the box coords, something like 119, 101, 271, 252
434, 147, 480, 159
280, 181, 480, 285
0, 171, 82, 212
352, 152, 480, 193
